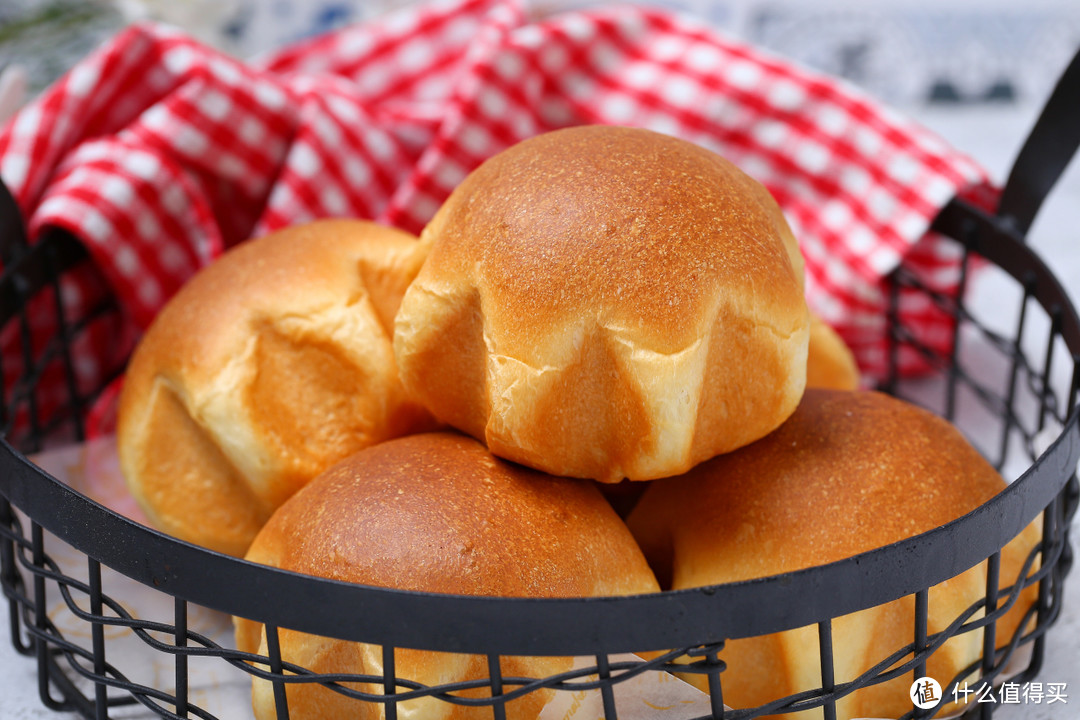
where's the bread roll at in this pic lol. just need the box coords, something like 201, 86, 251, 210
806, 312, 860, 390
627, 389, 1040, 720
393, 125, 809, 483
235, 432, 660, 720
117, 219, 437, 557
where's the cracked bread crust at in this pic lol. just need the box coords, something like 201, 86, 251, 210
117, 219, 437, 556
394, 126, 809, 482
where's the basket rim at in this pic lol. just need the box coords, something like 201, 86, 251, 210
1, 398, 1077, 657
2, 197, 1080, 657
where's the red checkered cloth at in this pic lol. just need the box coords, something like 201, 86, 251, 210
0, 0, 997, 439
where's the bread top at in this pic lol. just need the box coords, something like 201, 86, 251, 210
627, 389, 1007, 589
245, 432, 661, 598
119, 219, 426, 396
414, 125, 806, 359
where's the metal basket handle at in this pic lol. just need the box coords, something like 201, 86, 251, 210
997, 47, 1080, 238
0, 177, 28, 266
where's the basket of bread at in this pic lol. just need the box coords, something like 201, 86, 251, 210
1, 1, 1078, 719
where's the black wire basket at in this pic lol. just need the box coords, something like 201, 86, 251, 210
2, 50, 1080, 720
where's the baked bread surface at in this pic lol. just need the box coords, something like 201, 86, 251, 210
235, 431, 660, 719
117, 219, 436, 556
394, 125, 810, 482
806, 312, 860, 390
627, 388, 1040, 719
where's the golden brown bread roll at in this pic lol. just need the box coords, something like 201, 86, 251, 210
806, 312, 860, 390
235, 431, 661, 720
626, 389, 1040, 720
393, 125, 810, 483
117, 219, 437, 557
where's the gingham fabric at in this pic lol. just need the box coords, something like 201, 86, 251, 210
0, 0, 997, 437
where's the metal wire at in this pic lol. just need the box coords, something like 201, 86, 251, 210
1, 488, 1069, 720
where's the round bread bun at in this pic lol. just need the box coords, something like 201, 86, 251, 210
806, 312, 860, 390
117, 219, 437, 557
626, 389, 1040, 720
234, 431, 660, 720
393, 125, 810, 483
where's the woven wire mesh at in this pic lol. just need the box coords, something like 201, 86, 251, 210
0, 189, 1077, 720
0, 524, 1062, 720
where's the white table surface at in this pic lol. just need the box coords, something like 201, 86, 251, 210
2, 42, 1080, 720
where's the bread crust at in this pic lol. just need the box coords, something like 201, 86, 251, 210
235, 431, 660, 719
394, 126, 809, 482
627, 388, 1040, 719
806, 312, 860, 390
117, 219, 437, 556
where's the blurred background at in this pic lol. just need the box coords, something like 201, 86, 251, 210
4, 0, 1079, 209
3, 0, 1079, 107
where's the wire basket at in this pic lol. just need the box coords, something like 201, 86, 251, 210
2, 51, 1080, 720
